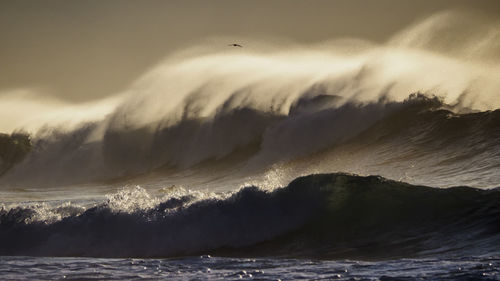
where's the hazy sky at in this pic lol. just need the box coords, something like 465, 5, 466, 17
1, 0, 499, 102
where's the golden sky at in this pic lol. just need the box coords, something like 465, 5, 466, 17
1, 0, 499, 102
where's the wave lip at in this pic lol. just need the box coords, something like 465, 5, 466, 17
1, 173, 499, 259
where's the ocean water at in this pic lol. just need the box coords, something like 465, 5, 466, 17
1, 255, 499, 280
2, 11, 500, 280
1, 173, 499, 280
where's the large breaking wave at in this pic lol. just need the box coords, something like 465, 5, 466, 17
1, 173, 499, 258
2, 94, 500, 189
0, 10, 499, 189
1, 11, 500, 189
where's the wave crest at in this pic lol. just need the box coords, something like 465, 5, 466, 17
1, 173, 499, 258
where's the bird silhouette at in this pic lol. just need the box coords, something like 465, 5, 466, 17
228, 43, 243, 47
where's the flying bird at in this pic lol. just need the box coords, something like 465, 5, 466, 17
228, 43, 243, 47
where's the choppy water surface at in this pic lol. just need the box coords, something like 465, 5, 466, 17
1, 255, 499, 280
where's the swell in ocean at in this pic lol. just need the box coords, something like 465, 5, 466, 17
0, 10, 500, 264
1, 173, 499, 259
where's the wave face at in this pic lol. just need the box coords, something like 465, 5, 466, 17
2, 94, 500, 189
1, 173, 499, 258
0, 133, 31, 176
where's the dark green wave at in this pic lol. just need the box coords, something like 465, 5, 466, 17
0, 133, 31, 175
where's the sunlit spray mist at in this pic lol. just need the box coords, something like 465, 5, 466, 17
1, 10, 499, 188
0, 89, 122, 133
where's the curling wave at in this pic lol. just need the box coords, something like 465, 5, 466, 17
2, 94, 500, 189
1, 173, 499, 258
1, 10, 500, 189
